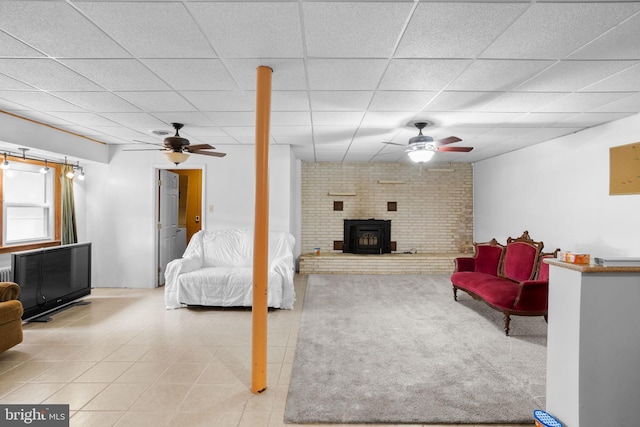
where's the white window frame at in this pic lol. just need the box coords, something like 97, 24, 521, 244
2, 162, 55, 246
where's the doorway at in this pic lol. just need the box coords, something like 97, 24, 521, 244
156, 168, 203, 287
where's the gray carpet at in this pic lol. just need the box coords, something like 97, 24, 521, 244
284, 274, 547, 424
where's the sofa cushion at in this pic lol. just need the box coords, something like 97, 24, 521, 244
451, 272, 519, 310
177, 267, 284, 308
502, 242, 539, 282
536, 255, 552, 281
474, 243, 505, 275
202, 229, 253, 268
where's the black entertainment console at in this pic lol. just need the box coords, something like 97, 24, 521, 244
11, 242, 92, 322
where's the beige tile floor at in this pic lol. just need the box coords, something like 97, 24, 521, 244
0, 275, 532, 427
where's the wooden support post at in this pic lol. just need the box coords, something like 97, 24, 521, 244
251, 65, 272, 394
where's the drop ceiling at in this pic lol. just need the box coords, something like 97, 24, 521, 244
1, 0, 639, 163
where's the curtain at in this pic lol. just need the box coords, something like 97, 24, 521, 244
61, 165, 77, 245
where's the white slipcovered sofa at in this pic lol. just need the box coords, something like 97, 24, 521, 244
164, 229, 296, 310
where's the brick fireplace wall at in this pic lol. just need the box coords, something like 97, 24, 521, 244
301, 162, 473, 255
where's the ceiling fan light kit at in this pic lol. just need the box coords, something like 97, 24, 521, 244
407, 148, 435, 163
383, 122, 472, 163
165, 151, 190, 165
124, 122, 226, 164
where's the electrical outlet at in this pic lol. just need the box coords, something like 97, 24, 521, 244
208, 205, 214, 213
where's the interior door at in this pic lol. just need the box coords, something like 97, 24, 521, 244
158, 169, 179, 286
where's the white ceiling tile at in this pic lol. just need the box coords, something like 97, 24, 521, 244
424, 92, 502, 112
221, 126, 256, 138
272, 112, 311, 127
379, 59, 472, 91
361, 112, 416, 128
99, 113, 167, 128
57, 124, 107, 137
52, 92, 140, 113
270, 91, 310, 112
308, 59, 388, 90
312, 112, 364, 126
232, 136, 276, 145
271, 126, 313, 138
481, 92, 568, 113
397, 2, 526, 58
207, 112, 254, 127
181, 91, 254, 112
0, 59, 102, 91
369, 91, 436, 112
0, 73, 35, 90
60, 59, 171, 91
516, 60, 639, 92
569, 13, 640, 60
506, 112, 576, 127
273, 136, 314, 146
592, 93, 640, 113
76, 2, 214, 58
448, 60, 553, 91
581, 63, 640, 92
141, 59, 238, 91
0, 2, 129, 58
481, 2, 640, 59
310, 91, 373, 111
115, 92, 195, 113
0, 91, 84, 112
178, 127, 227, 138
89, 126, 150, 139
535, 92, 635, 113
44, 112, 119, 127
435, 127, 492, 141
225, 59, 307, 90
511, 127, 583, 142
0, 32, 44, 57
303, 2, 411, 57
555, 112, 634, 127
151, 112, 217, 128
417, 111, 523, 127
188, 2, 303, 58
0, 0, 638, 164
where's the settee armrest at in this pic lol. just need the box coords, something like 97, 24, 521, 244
164, 255, 203, 309
454, 257, 475, 272
512, 280, 548, 312
0, 282, 20, 302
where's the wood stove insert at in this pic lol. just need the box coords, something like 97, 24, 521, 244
343, 219, 391, 254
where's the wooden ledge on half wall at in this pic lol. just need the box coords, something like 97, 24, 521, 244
299, 252, 464, 275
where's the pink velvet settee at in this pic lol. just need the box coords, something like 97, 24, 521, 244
450, 231, 558, 335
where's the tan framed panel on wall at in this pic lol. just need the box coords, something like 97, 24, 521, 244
610, 142, 640, 195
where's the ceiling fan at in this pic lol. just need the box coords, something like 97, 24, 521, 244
126, 123, 226, 165
384, 122, 473, 163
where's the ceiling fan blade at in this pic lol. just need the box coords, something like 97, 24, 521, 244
193, 151, 227, 158
186, 144, 216, 152
437, 146, 473, 152
382, 141, 405, 146
434, 136, 462, 146
123, 148, 164, 152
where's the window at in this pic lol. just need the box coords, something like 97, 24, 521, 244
0, 157, 61, 253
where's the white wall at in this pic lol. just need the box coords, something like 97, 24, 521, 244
474, 113, 640, 257
86, 144, 296, 288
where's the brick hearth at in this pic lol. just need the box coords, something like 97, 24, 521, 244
299, 252, 464, 275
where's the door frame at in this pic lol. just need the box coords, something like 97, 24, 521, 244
153, 163, 207, 287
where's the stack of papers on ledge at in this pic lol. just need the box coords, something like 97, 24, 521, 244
594, 257, 640, 267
